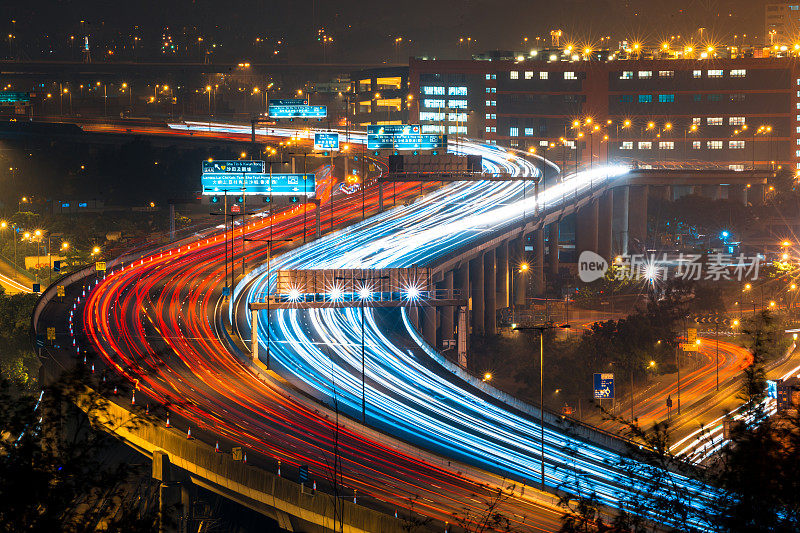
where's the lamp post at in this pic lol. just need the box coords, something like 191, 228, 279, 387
336, 273, 389, 425
512, 322, 571, 489
244, 237, 292, 370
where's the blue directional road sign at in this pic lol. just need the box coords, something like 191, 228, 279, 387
367, 133, 447, 151
202, 173, 316, 196
314, 133, 340, 151
593, 373, 615, 399
367, 124, 420, 135
268, 98, 327, 119
0, 91, 33, 105
202, 160, 265, 174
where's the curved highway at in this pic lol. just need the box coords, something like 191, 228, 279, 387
74, 124, 716, 530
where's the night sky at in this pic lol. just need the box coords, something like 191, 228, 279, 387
3, 1, 776, 63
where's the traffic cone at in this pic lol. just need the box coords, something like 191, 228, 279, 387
145, 403, 150, 415
277, 460, 281, 477
395, 510, 398, 519
215, 441, 220, 453
131, 391, 135, 405
90, 363, 94, 373
312, 480, 317, 491
243, 453, 247, 464
165, 415, 171, 428
186, 427, 193, 439
113, 385, 118, 395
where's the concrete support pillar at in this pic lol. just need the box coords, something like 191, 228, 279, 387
378, 181, 384, 212
628, 185, 649, 251
470, 255, 484, 335
496, 240, 509, 309
728, 184, 747, 206
315, 201, 321, 238
514, 237, 527, 306
575, 200, 599, 257
612, 186, 630, 256
484, 249, 497, 336
457, 306, 468, 368
423, 305, 437, 348
749, 184, 764, 205
408, 305, 419, 331
700, 185, 721, 200
597, 191, 613, 261
441, 271, 455, 344
532, 228, 545, 297
292, 156, 297, 174
251, 309, 258, 362
548, 222, 560, 276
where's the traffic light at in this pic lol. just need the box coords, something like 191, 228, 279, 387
289, 196, 299, 203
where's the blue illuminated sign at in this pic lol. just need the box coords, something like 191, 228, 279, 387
268, 98, 327, 119
367, 124, 420, 135
202, 160, 265, 174
314, 133, 340, 151
367, 133, 447, 150
0, 91, 32, 105
202, 173, 316, 197
593, 373, 615, 399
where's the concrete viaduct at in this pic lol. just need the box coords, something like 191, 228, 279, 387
394, 169, 772, 349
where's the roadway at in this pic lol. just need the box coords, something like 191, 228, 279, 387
50, 122, 719, 530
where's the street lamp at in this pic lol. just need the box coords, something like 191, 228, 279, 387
513, 322, 571, 489
244, 237, 292, 370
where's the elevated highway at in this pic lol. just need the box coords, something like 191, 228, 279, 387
33, 123, 748, 531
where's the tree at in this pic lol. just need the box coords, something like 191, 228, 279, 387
451, 484, 514, 533
0, 367, 161, 532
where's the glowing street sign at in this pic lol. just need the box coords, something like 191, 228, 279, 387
202, 173, 316, 196
367, 124, 420, 135
202, 160, 265, 174
95, 261, 106, 271
593, 373, 615, 399
268, 99, 327, 118
0, 91, 33, 105
367, 133, 447, 151
314, 133, 340, 151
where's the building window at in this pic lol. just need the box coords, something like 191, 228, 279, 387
729, 164, 745, 171
485, 126, 491, 132
659, 70, 674, 78
730, 69, 746, 77
448, 86, 468, 95
490, 100, 496, 106
524, 71, 533, 79
564, 71, 577, 80
448, 99, 467, 108
638, 94, 653, 103
422, 124, 444, 133
539, 140, 549, 147
692, 117, 701, 125
419, 112, 445, 121
423, 99, 445, 108
638, 141, 652, 150
620, 71, 633, 79
707, 140, 723, 149
620, 95, 633, 103
485, 74, 491, 80
638, 71, 652, 79
621, 141, 633, 150
448, 112, 467, 122
448, 125, 467, 134
729, 140, 745, 149
659, 141, 674, 150
708, 69, 723, 78
693, 70, 702, 78
524, 127, 534, 136
422, 86, 445, 95
729, 116, 746, 125
707, 117, 723, 125
658, 94, 675, 103
510, 71, 519, 80
485, 113, 496, 119
692, 141, 702, 149
510, 126, 519, 136
539, 72, 549, 80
